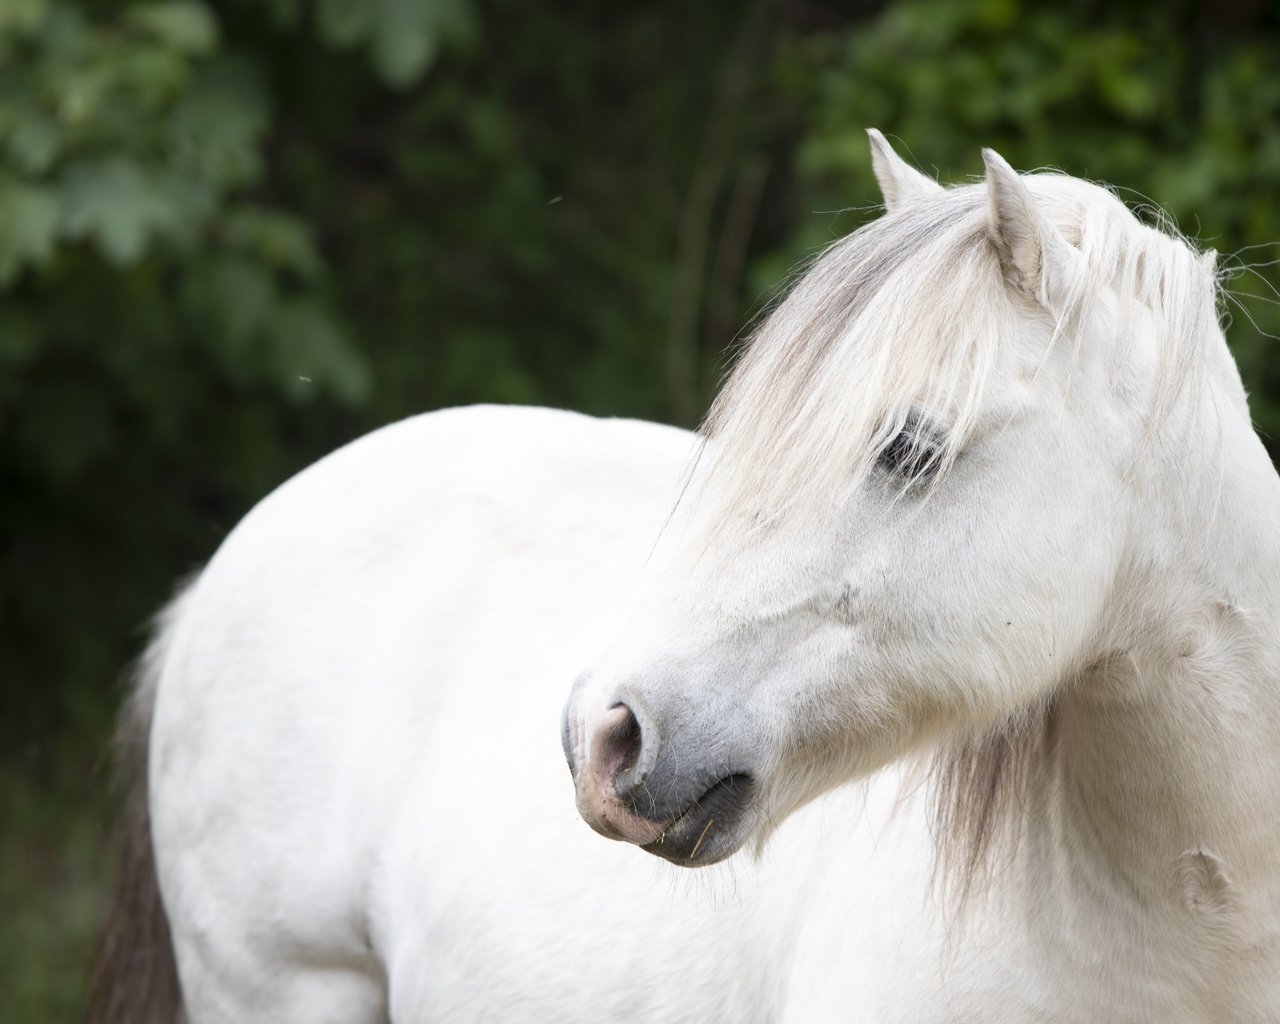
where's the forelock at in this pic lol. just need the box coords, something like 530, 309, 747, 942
695, 189, 999, 536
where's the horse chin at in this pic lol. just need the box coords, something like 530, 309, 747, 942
638, 772, 756, 867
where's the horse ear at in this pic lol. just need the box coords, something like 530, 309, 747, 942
867, 129, 943, 211
982, 147, 1076, 306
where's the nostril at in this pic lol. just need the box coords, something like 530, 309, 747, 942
581, 701, 664, 824
590, 703, 642, 784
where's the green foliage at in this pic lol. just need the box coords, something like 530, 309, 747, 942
263, 0, 477, 85
0, 1, 362, 400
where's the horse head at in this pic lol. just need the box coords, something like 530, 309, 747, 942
563, 133, 1231, 868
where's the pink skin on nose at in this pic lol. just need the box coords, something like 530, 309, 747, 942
574, 705, 668, 846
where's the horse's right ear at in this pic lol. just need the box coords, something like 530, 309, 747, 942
982, 147, 1080, 311
867, 129, 943, 211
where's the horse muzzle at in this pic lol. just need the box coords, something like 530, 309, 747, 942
562, 695, 756, 865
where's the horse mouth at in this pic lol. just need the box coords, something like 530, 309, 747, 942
639, 773, 755, 866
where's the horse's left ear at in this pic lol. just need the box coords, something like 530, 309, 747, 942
982, 148, 1078, 309
867, 129, 943, 211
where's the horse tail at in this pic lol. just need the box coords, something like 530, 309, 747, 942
86, 589, 192, 1024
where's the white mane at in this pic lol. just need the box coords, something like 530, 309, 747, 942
697, 172, 1221, 539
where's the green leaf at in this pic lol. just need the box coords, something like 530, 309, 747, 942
266, 300, 371, 405
372, 0, 438, 87
128, 1, 219, 56
7, 112, 62, 175
316, 0, 373, 47
221, 205, 323, 279
59, 157, 180, 264
311, 0, 474, 85
0, 177, 60, 283
200, 255, 275, 355
0, 0, 46, 34
168, 58, 269, 189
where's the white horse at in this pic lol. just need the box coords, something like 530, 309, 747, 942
90, 134, 1280, 1023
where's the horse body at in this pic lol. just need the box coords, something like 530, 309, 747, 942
93, 136, 1280, 1022
142, 404, 1280, 1023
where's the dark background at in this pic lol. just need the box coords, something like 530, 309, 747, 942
3, 0, 1278, 1017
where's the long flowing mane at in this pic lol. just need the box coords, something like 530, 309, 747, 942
696, 169, 1224, 895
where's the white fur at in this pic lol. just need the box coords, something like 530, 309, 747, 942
149, 144, 1280, 1022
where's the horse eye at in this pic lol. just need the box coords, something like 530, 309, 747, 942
877, 429, 941, 482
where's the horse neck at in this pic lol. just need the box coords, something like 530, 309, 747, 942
1041, 369, 1280, 965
